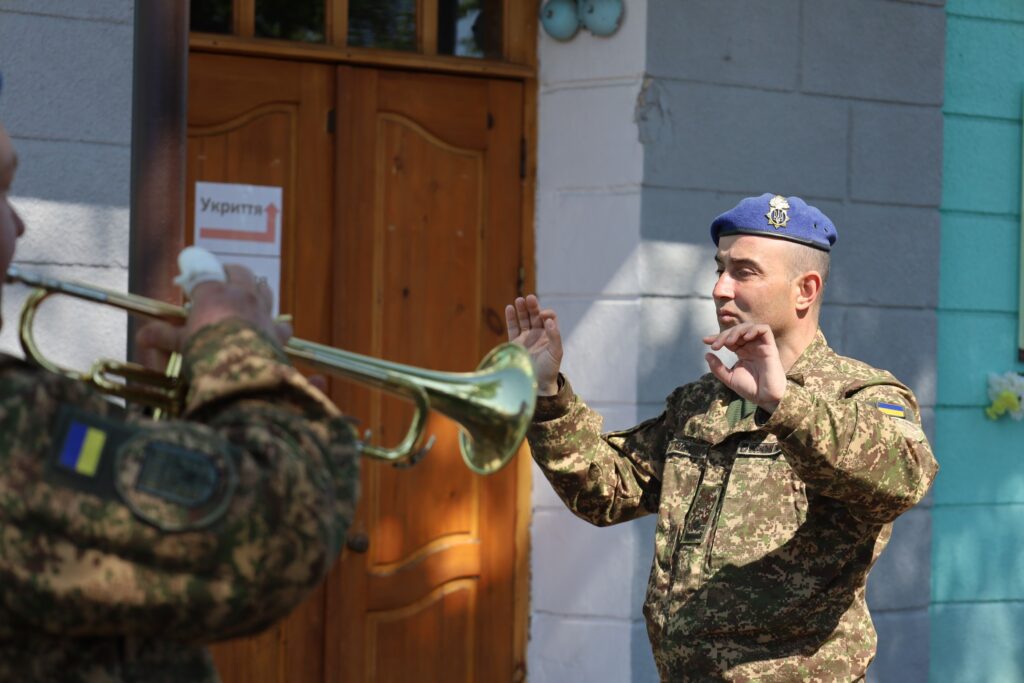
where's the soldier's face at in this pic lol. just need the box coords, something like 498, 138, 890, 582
712, 235, 800, 333
0, 121, 26, 327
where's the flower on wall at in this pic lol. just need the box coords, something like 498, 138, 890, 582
985, 372, 1024, 420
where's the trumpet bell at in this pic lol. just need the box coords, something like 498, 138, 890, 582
448, 343, 537, 475
286, 337, 538, 475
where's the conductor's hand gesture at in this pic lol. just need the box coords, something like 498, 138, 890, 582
506, 294, 562, 396
703, 322, 787, 413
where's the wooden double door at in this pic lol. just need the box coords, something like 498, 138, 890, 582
187, 53, 527, 682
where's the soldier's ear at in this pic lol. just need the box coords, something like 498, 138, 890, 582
793, 271, 823, 312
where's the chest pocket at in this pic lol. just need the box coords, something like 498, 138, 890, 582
654, 438, 709, 568
709, 439, 807, 572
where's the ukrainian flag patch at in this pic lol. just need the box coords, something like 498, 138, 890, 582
48, 404, 133, 501
58, 419, 108, 476
877, 402, 906, 419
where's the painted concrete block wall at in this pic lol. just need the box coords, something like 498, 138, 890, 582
530, 2, 661, 681
932, 3, 1024, 681
0, 2, 134, 369
640, 1, 944, 681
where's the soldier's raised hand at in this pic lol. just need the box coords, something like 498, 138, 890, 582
506, 294, 562, 396
703, 322, 787, 413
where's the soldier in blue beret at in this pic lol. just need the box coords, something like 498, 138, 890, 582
506, 193, 937, 681
0, 72, 360, 682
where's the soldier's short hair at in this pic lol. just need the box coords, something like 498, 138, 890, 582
788, 243, 831, 285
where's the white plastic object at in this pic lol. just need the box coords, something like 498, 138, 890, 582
174, 246, 227, 297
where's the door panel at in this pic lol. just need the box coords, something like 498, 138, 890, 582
187, 52, 335, 683
188, 54, 526, 683
327, 67, 525, 683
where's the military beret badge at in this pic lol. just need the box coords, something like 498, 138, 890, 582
765, 195, 790, 228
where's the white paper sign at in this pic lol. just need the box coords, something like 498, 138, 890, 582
193, 181, 284, 316
194, 181, 283, 256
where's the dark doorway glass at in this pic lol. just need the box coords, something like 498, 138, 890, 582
191, 0, 232, 34
255, 0, 325, 43
348, 0, 417, 51
438, 0, 502, 59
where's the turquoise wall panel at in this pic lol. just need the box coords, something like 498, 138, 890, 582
936, 4, 1024, 681
934, 408, 1024, 504
946, 16, 1024, 119
947, 0, 1024, 24
939, 212, 1019, 313
932, 505, 1024, 601
936, 311, 1021, 405
941, 116, 1021, 215
930, 602, 1024, 683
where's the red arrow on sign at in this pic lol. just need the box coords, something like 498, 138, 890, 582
199, 202, 279, 243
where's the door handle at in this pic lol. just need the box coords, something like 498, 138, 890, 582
346, 531, 370, 553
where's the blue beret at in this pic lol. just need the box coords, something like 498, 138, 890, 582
710, 193, 837, 252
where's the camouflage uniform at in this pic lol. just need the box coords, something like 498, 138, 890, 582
528, 331, 937, 682
0, 319, 360, 683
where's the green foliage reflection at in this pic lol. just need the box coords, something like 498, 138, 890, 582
348, 0, 417, 51
255, 0, 325, 43
191, 0, 232, 34
438, 0, 502, 59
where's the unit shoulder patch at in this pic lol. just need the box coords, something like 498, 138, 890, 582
115, 424, 238, 532
893, 418, 927, 443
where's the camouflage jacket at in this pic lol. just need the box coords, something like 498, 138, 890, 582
0, 319, 361, 683
528, 331, 937, 682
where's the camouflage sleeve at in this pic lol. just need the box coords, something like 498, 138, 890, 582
0, 319, 360, 642
762, 377, 938, 522
527, 375, 670, 527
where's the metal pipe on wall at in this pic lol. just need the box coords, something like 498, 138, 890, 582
128, 0, 189, 360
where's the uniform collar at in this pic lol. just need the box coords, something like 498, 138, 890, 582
783, 329, 831, 386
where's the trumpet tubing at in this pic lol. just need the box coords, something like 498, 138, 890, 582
4, 266, 537, 474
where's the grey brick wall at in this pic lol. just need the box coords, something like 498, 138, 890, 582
531, 2, 659, 679
0, 1, 134, 367
639, 1, 945, 680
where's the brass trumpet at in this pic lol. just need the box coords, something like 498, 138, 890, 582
5, 266, 537, 475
